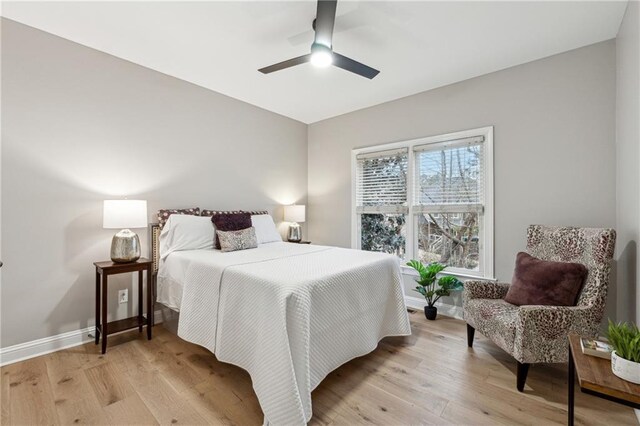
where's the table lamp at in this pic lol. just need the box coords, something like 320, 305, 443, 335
284, 204, 305, 242
103, 199, 147, 263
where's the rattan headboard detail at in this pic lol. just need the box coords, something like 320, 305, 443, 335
149, 223, 161, 274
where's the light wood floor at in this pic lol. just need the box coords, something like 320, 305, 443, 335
1, 311, 637, 425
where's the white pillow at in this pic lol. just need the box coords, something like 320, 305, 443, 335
251, 214, 282, 244
159, 214, 215, 259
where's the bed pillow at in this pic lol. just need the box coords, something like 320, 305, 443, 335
201, 209, 268, 217
157, 207, 200, 229
251, 214, 282, 244
159, 214, 215, 260
217, 227, 258, 252
504, 252, 588, 306
210, 212, 252, 249
201, 209, 243, 217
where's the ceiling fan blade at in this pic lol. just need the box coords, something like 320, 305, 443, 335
258, 54, 312, 74
314, 0, 337, 48
332, 52, 380, 79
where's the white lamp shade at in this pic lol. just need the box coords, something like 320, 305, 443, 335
103, 200, 148, 229
284, 205, 306, 223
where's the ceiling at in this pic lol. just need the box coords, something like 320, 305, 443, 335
2, 1, 628, 124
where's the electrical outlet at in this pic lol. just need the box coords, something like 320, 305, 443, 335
118, 289, 128, 304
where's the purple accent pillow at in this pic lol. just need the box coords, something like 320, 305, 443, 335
504, 252, 588, 306
211, 212, 252, 249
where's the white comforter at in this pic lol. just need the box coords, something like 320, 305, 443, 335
159, 242, 411, 425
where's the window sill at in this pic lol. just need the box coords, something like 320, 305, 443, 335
399, 264, 496, 282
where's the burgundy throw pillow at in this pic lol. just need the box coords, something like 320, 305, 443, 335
211, 212, 252, 249
504, 252, 588, 306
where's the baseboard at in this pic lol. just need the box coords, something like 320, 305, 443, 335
404, 295, 464, 320
0, 310, 164, 367
1, 300, 451, 367
0, 326, 95, 367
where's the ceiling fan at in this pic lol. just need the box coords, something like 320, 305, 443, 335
258, 0, 380, 79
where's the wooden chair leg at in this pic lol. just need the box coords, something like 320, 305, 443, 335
466, 324, 475, 348
517, 362, 530, 392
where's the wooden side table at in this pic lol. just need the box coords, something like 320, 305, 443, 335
94, 258, 153, 354
568, 334, 640, 425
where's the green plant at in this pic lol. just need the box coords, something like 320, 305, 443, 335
406, 260, 463, 307
608, 320, 640, 363
361, 213, 406, 258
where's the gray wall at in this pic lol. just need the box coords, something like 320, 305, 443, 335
615, 1, 640, 324
1, 19, 308, 348
1, 15, 632, 349
308, 41, 617, 304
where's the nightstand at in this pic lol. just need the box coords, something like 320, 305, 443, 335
94, 258, 153, 354
289, 240, 311, 244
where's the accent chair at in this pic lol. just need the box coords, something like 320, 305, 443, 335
463, 225, 616, 391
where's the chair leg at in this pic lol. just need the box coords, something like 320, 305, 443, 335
516, 362, 530, 392
466, 324, 475, 348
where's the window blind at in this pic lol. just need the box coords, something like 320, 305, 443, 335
356, 148, 408, 214
413, 136, 484, 213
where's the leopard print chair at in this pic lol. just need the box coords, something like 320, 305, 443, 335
463, 225, 616, 391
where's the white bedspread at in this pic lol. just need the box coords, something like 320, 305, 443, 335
159, 242, 411, 425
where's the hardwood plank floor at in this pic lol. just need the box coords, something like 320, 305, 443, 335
1, 311, 637, 425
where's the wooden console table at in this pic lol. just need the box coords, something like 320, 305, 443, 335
568, 334, 640, 425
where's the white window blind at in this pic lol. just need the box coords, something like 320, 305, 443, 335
356, 148, 408, 214
413, 136, 485, 213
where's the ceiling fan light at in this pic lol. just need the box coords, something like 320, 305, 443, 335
310, 44, 333, 68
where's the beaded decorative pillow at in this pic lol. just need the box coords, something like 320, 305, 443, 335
217, 227, 258, 252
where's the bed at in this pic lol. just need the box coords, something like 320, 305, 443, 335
149, 217, 411, 425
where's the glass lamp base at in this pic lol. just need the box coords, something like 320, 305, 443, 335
287, 223, 302, 242
111, 229, 141, 263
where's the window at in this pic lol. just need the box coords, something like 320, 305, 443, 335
352, 127, 494, 279
355, 148, 408, 258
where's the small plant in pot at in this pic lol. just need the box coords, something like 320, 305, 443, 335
406, 260, 463, 320
608, 320, 640, 384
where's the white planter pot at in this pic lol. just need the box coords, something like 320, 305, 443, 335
611, 351, 640, 384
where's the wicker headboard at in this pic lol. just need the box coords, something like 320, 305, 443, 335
149, 223, 161, 274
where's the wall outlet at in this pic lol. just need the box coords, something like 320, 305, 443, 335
118, 289, 128, 304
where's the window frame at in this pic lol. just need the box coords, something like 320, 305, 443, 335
351, 126, 495, 280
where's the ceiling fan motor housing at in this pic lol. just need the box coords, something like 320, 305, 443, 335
310, 42, 333, 67
311, 42, 332, 54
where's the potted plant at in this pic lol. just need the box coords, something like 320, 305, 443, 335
608, 320, 640, 384
406, 260, 463, 320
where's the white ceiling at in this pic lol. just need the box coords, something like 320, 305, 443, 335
2, 1, 628, 123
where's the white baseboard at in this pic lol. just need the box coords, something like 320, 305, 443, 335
0, 310, 164, 367
0, 326, 95, 367
1, 300, 459, 367
404, 295, 464, 320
